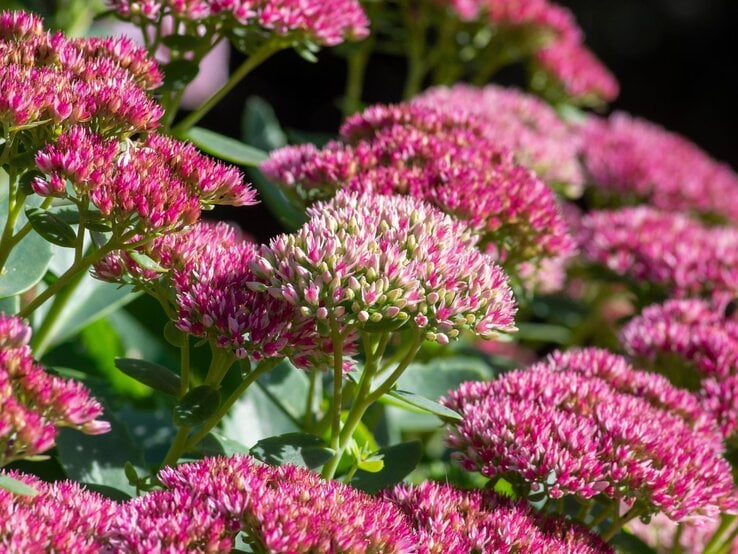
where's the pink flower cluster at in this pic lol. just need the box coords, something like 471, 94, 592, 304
33, 126, 256, 235
385, 481, 613, 553
628, 512, 738, 554
262, 103, 575, 272
0, 471, 117, 553
414, 84, 585, 194
444, 348, 736, 521
578, 207, 738, 297
0, 10, 162, 134
581, 112, 738, 223
97, 222, 347, 368
621, 298, 738, 439
0, 314, 109, 467
108, 0, 369, 46
108, 455, 416, 553
251, 191, 517, 344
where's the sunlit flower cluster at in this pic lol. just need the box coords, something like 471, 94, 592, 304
581, 112, 738, 223
444, 348, 736, 521
251, 191, 517, 344
262, 103, 575, 274
0, 314, 109, 467
0, 472, 117, 553
0, 10, 161, 135
578, 207, 738, 297
385, 481, 613, 553
108, 0, 369, 46
33, 126, 256, 235
414, 84, 585, 195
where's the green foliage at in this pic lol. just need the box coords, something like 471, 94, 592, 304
351, 441, 423, 494
174, 385, 221, 426
0, 474, 39, 496
182, 127, 268, 167
250, 432, 334, 469
115, 357, 181, 397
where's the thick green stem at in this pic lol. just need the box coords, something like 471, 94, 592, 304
29, 268, 87, 358
185, 358, 279, 450
0, 169, 21, 273
321, 332, 422, 480
161, 425, 191, 469
600, 506, 643, 542
179, 338, 191, 397
172, 43, 281, 135
328, 318, 345, 457
342, 40, 372, 117
304, 367, 319, 432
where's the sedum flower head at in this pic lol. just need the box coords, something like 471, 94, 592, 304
0, 314, 109, 466
0, 10, 162, 135
384, 481, 613, 553
621, 298, 738, 381
444, 347, 736, 521
108, 0, 369, 47
414, 84, 585, 195
0, 471, 117, 553
262, 103, 575, 277
580, 112, 738, 223
251, 191, 517, 344
33, 126, 257, 236
150, 455, 417, 553
578, 207, 738, 297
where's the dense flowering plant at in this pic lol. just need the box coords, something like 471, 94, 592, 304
1, 1, 737, 553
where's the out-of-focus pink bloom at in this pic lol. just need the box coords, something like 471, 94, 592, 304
621, 298, 738, 381
0, 471, 117, 553
534, 39, 619, 104
251, 190, 517, 344
628, 512, 738, 554
108, 0, 369, 46
414, 84, 585, 195
581, 112, 738, 223
33, 126, 256, 235
145, 455, 417, 553
579, 207, 738, 297
262, 103, 575, 280
0, 11, 162, 134
0, 314, 109, 466
444, 348, 736, 522
385, 481, 613, 553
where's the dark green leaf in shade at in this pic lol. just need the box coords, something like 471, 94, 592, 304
160, 59, 200, 91
115, 357, 181, 396
173, 385, 221, 426
250, 432, 334, 469
25, 207, 77, 247
0, 474, 39, 496
182, 127, 267, 167
351, 441, 422, 494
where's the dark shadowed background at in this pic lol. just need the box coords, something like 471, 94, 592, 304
191, 0, 738, 241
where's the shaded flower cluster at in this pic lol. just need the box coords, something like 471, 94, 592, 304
580, 112, 738, 223
384, 481, 613, 553
0, 10, 162, 135
251, 191, 517, 344
262, 103, 575, 275
0, 471, 117, 553
108, 0, 369, 47
414, 84, 585, 195
33, 126, 256, 235
0, 314, 109, 467
444, 348, 736, 521
578, 207, 738, 297
106, 455, 416, 553
621, 298, 738, 440
96, 222, 349, 368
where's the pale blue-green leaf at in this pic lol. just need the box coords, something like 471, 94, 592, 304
182, 127, 267, 167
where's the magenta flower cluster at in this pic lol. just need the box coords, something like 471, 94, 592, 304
251, 191, 517, 344
262, 102, 575, 275
444, 348, 736, 521
0, 10, 162, 134
108, 0, 369, 47
622, 298, 738, 440
581, 112, 738, 223
33, 127, 257, 235
0, 314, 109, 467
385, 481, 613, 553
578, 207, 738, 297
414, 84, 585, 195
